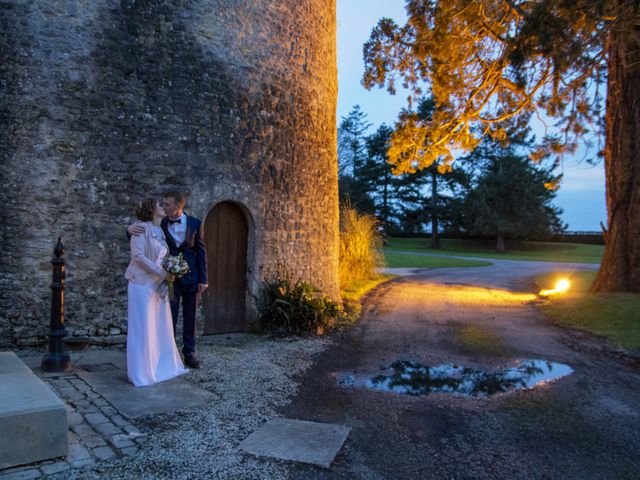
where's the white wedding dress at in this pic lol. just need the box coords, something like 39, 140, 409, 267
127, 225, 188, 387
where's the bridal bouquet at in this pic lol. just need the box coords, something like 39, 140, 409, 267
160, 253, 190, 300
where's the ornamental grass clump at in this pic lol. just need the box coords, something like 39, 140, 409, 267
259, 274, 341, 336
339, 204, 386, 292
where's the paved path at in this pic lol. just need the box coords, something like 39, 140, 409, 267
282, 260, 640, 479
0, 352, 145, 479
381, 250, 600, 289
0, 349, 217, 479
0, 335, 327, 480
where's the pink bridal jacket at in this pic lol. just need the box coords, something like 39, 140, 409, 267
124, 222, 168, 286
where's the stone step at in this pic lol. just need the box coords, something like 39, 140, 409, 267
0, 352, 68, 470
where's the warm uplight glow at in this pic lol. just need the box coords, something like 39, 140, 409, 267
396, 284, 537, 307
555, 278, 571, 293
539, 278, 571, 296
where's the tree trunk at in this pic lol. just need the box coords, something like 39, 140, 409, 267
496, 234, 506, 253
430, 169, 441, 249
592, 17, 640, 292
382, 171, 389, 231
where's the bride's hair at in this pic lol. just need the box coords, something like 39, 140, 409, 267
134, 198, 156, 221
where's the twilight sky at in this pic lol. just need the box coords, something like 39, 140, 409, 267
336, 0, 607, 232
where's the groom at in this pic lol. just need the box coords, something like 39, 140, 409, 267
129, 190, 208, 368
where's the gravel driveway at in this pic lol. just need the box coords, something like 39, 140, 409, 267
281, 259, 640, 479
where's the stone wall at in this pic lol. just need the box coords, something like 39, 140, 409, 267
0, 0, 339, 347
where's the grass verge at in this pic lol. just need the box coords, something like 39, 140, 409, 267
341, 274, 395, 304
533, 271, 640, 349
384, 251, 492, 268
385, 237, 603, 264
338, 274, 396, 328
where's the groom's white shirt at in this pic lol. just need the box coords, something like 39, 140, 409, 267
168, 213, 187, 244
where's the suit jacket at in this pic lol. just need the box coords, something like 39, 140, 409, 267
161, 215, 207, 286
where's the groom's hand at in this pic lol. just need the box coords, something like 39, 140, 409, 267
127, 222, 146, 236
198, 283, 208, 294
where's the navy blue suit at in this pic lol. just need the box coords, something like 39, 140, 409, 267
161, 215, 207, 356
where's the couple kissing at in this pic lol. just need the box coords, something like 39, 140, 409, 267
125, 190, 208, 387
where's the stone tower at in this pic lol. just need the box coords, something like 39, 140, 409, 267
0, 0, 339, 346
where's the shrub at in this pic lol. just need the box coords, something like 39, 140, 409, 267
259, 273, 342, 335
339, 204, 386, 292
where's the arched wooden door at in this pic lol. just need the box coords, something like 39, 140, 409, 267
202, 202, 248, 334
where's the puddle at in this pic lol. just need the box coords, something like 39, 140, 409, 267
337, 359, 573, 397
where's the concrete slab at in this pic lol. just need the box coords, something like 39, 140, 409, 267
20, 349, 127, 372
0, 351, 31, 374
76, 370, 217, 419
0, 352, 68, 469
240, 418, 351, 469
75, 350, 127, 370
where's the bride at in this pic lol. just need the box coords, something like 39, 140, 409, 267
125, 198, 188, 387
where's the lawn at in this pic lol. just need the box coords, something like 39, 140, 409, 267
385, 251, 492, 269
384, 237, 603, 264
532, 270, 640, 349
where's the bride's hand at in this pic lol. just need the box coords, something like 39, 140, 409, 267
165, 273, 175, 282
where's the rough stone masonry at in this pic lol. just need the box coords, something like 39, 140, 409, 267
0, 0, 339, 347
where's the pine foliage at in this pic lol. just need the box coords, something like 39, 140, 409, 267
362, 0, 620, 172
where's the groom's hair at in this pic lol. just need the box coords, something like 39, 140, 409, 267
163, 190, 186, 207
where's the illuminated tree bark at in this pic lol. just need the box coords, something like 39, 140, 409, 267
592, 22, 640, 292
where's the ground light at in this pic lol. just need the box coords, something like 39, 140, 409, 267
539, 278, 572, 296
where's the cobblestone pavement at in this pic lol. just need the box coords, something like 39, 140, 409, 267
0, 369, 145, 480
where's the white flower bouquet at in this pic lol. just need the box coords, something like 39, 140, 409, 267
160, 253, 190, 300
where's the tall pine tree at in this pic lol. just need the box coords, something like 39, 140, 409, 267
338, 105, 375, 213
363, 0, 640, 292
462, 117, 565, 252
363, 124, 397, 231
416, 98, 470, 248
463, 154, 565, 252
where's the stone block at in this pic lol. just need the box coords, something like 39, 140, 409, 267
67, 412, 84, 426
91, 446, 115, 461
76, 370, 217, 418
0, 467, 42, 479
93, 423, 121, 436
240, 418, 351, 469
84, 412, 108, 426
0, 352, 31, 374
82, 436, 106, 448
39, 461, 70, 475
0, 352, 68, 470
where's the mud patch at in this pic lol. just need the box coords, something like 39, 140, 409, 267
449, 322, 515, 356
337, 359, 573, 397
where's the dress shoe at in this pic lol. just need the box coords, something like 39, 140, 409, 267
184, 354, 200, 369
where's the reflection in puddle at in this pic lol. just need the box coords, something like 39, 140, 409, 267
337, 359, 573, 397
